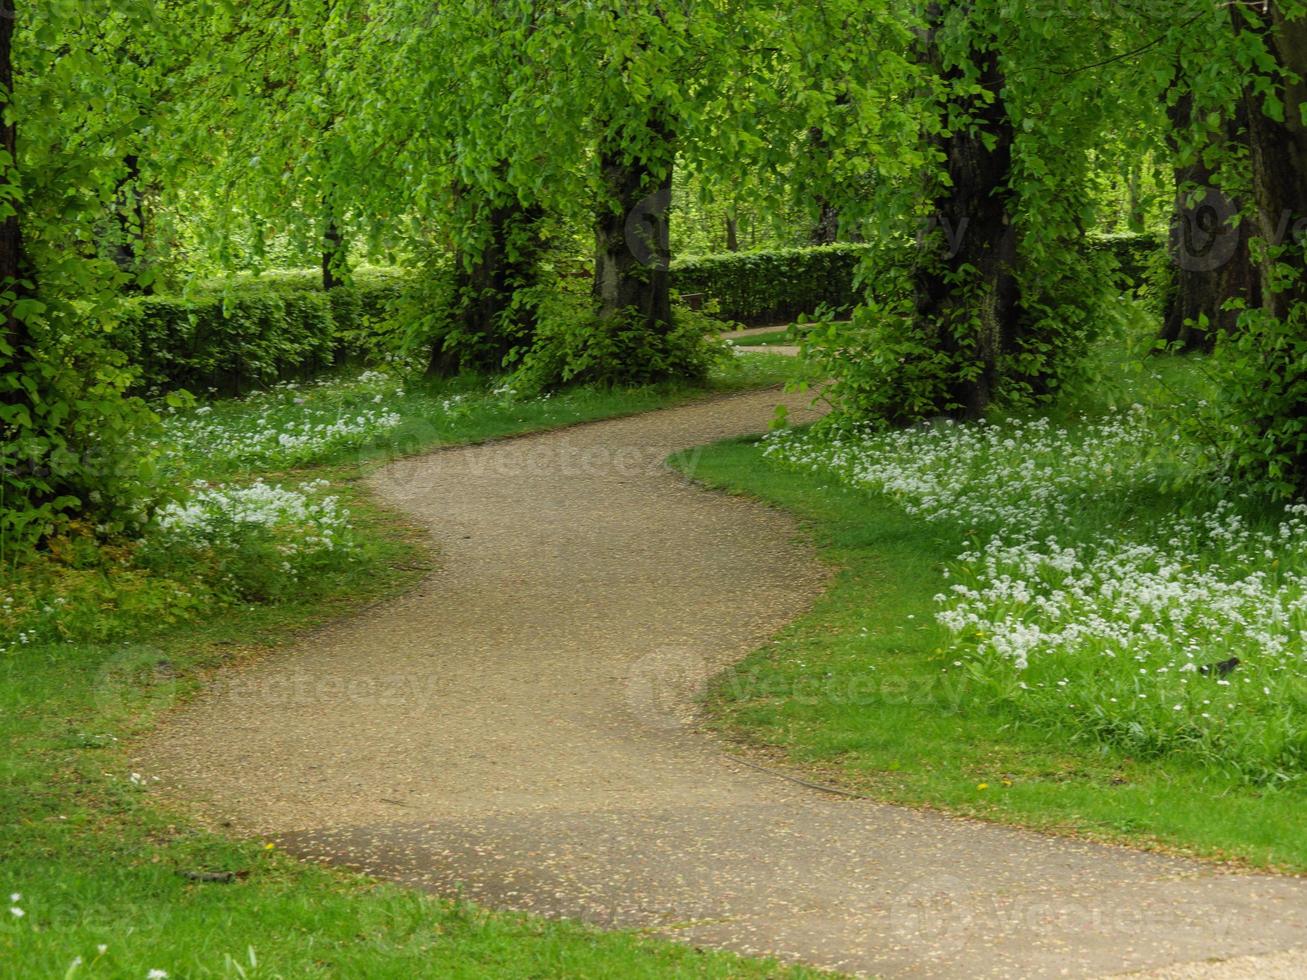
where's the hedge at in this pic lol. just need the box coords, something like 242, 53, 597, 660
1089, 232, 1167, 290
116, 235, 1166, 393
669, 234, 1164, 327
670, 244, 872, 326
112, 268, 406, 394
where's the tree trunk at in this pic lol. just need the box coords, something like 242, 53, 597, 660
914, 26, 1018, 420
810, 201, 839, 246
592, 113, 674, 331
1161, 92, 1260, 350
1126, 159, 1146, 234
113, 154, 150, 293
429, 190, 543, 376
808, 124, 840, 246
725, 213, 739, 252
1237, 4, 1307, 321
806, 90, 851, 245
322, 213, 345, 291
0, 0, 31, 360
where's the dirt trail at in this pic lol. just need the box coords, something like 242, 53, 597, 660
140, 388, 1307, 979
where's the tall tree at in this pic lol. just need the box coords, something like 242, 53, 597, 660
0, 0, 31, 369
913, 3, 1017, 419
1161, 90, 1260, 349
1234, 2, 1307, 320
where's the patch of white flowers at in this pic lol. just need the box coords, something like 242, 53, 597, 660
939, 504, 1307, 678
148, 479, 354, 566
765, 408, 1159, 534
766, 410, 1307, 779
160, 370, 407, 469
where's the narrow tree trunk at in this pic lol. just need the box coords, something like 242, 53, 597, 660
0, 0, 31, 359
1126, 160, 1146, 234
914, 32, 1018, 420
810, 202, 839, 246
429, 190, 542, 376
113, 154, 150, 293
806, 91, 850, 245
725, 213, 739, 252
1161, 93, 1260, 350
808, 125, 840, 246
1237, 4, 1307, 321
592, 114, 674, 331
322, 214, 345, 291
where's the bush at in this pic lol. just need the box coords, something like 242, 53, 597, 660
670, 244, 872, 325
1087, 232, 1166, 291
509, 289, 728, 390
669, 236, 1163, 330
111, 268, 408, 394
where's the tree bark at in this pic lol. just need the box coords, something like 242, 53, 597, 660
0, 0, 31, 360
592, 113, 674, 331
810, 200, 839, 246
112, 154, 151, 293
429, 190, 543, 376
1161, 92, 1260, 350
808, 122, 840, 245
914, 22, 1018, 420
1236, 3, 1307, 320
322, 213, 345, 291
725, 213, 739, 252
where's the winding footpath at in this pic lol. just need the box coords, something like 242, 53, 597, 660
139, 388, 1307, 978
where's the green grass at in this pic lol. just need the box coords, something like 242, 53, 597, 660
723, 327, 813, 347
0, 358, 821, 979
160, 352, 803, 482
672, 363, 1307, 874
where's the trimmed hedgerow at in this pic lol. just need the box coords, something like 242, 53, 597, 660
111, 269, 407, 394
1088, 232, 1167, 291
669, 235, 1164, 328
670, 244, 872, 325
111, 238, 1167, 395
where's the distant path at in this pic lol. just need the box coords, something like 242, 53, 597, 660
723, 324, 802, 356
139, 389, 1307, 978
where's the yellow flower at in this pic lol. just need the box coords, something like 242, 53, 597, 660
976, 782, 989, 791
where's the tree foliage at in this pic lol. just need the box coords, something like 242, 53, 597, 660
13, 0, 1307, 555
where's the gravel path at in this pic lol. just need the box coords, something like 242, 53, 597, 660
138, 388, 1307, 979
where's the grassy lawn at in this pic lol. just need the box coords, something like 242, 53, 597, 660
722, 327, 813, 347
673, 355, 1307, 873
0, 355, 819, 979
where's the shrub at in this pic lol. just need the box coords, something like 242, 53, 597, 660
670, 244, 872, 325
110, 269, 408, 394
801, 232, 1129, 424
1087, 232, 1166, 291
139, 478, 356, 602
1, 291, 160, 554
509, 289, 728, 390
668, 236, 1163, 331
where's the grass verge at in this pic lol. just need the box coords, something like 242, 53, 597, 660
674, 429, 1307, 874
722, 327, 813, 348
